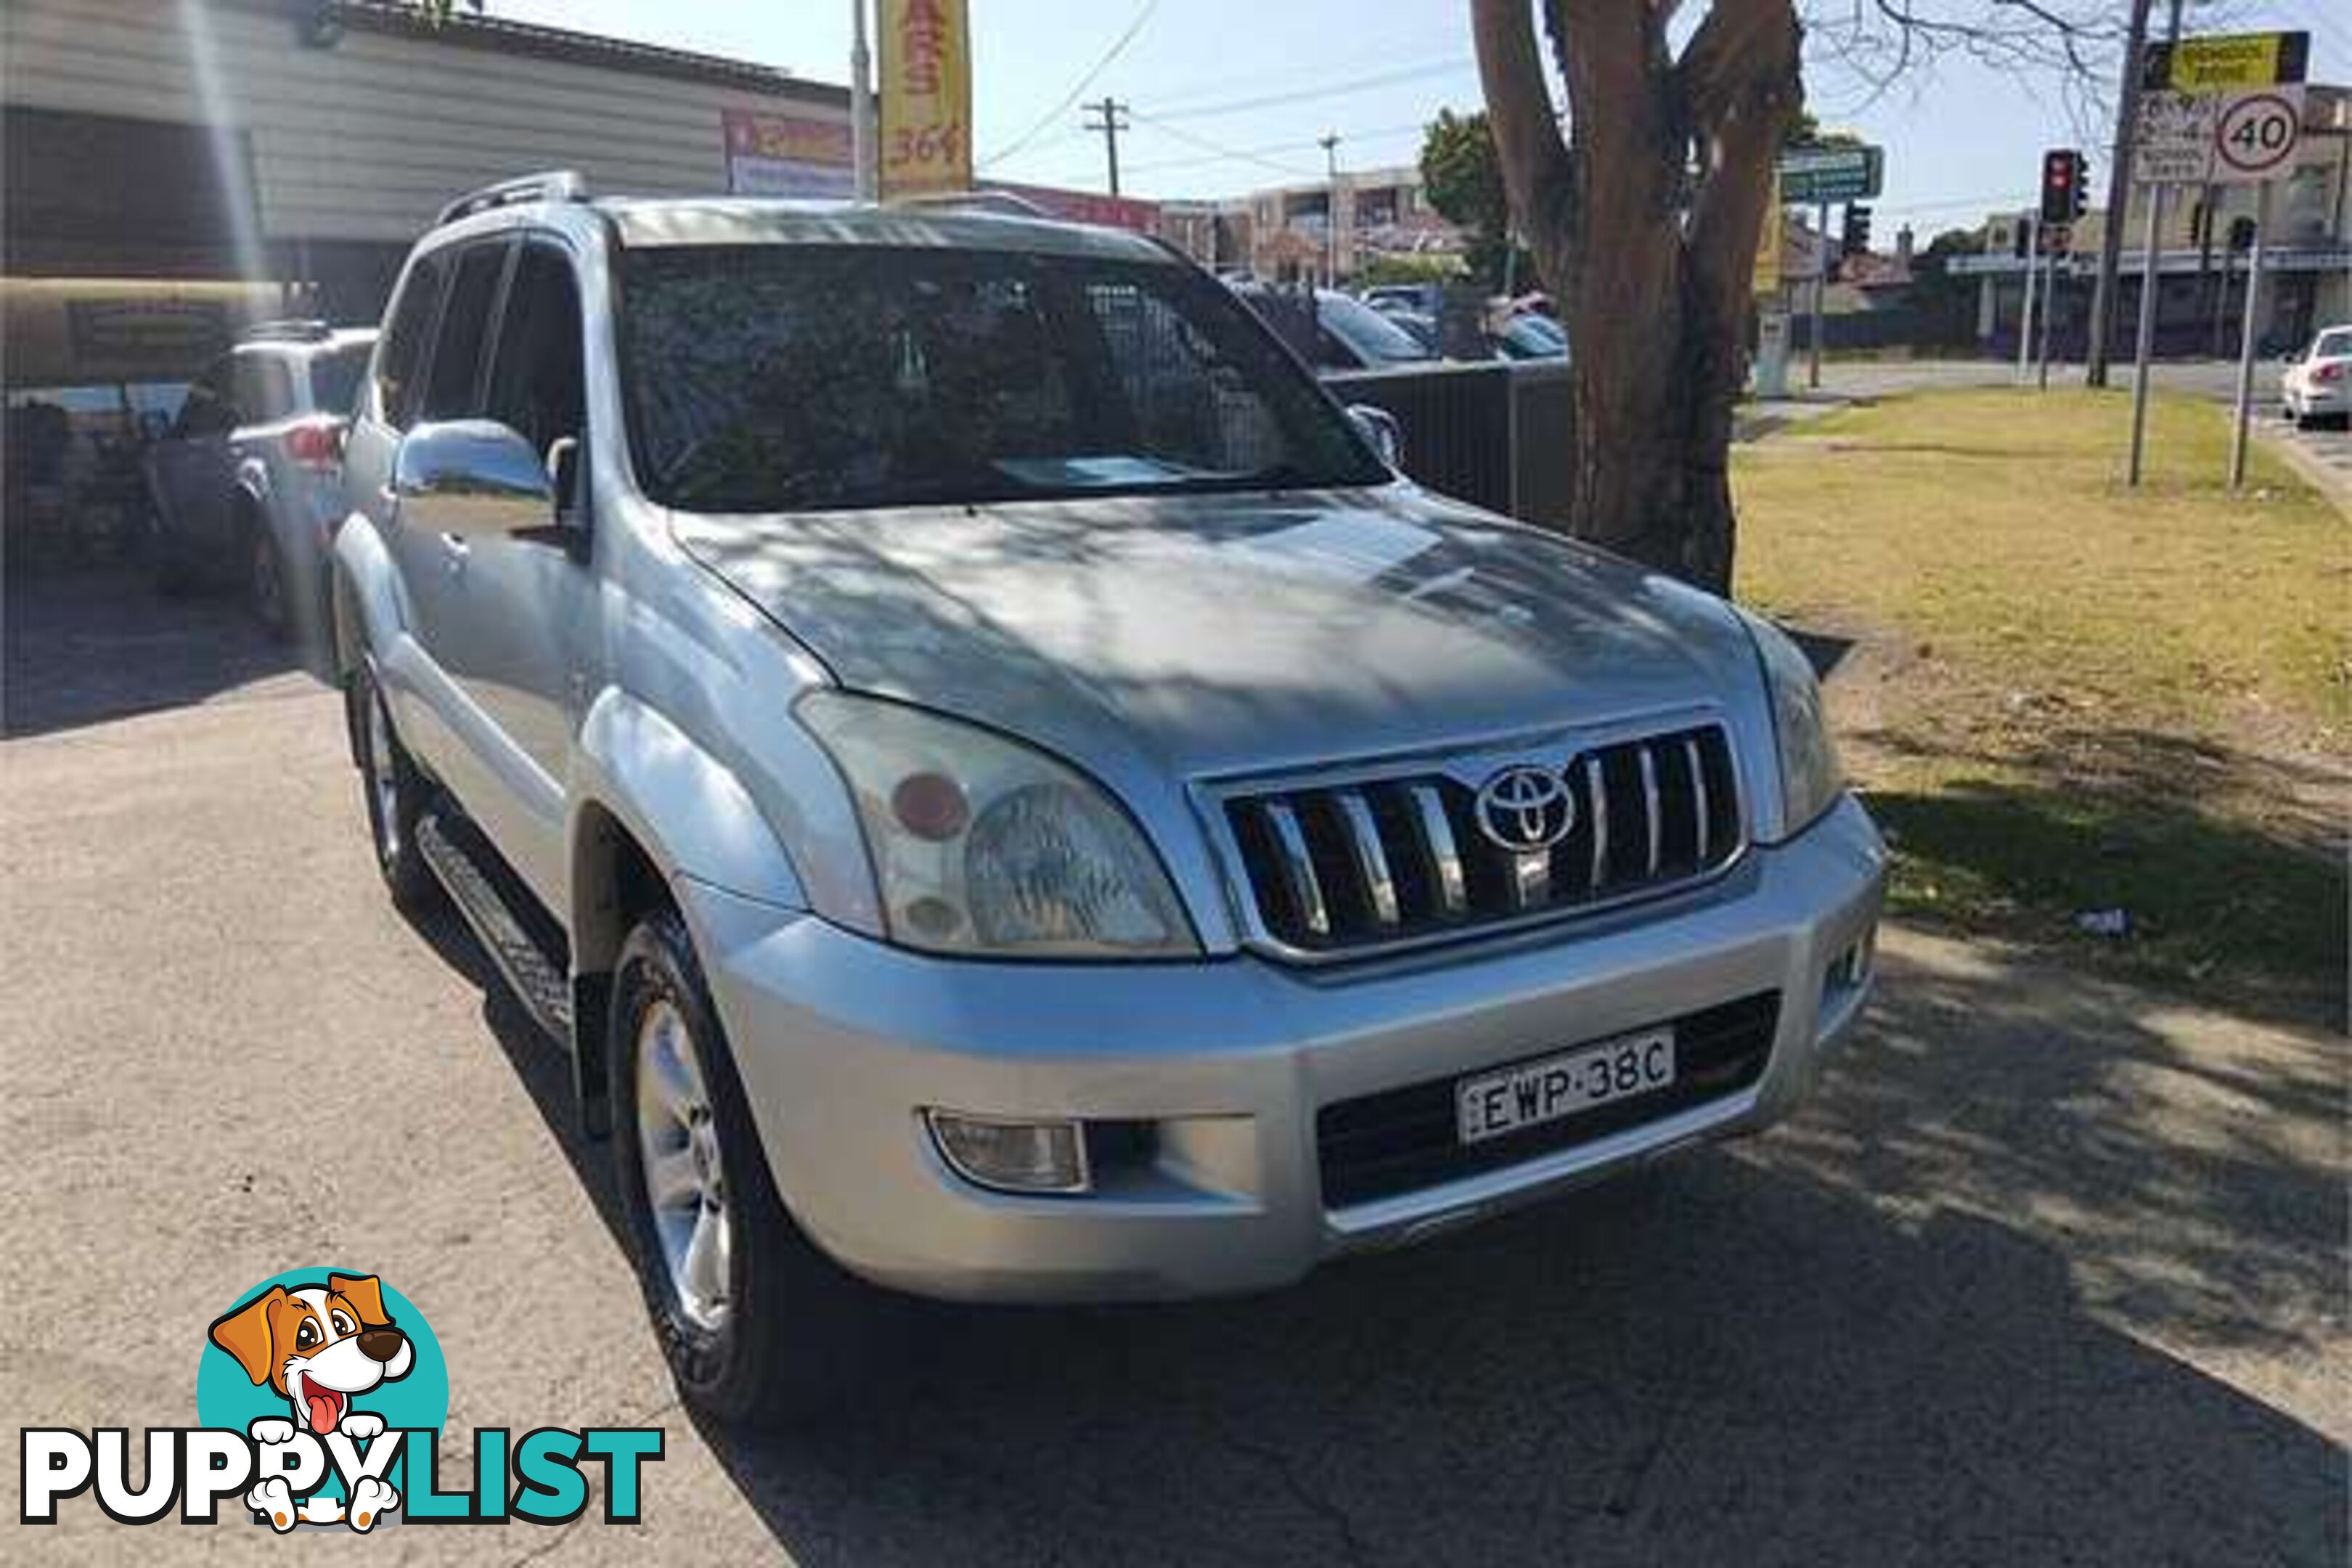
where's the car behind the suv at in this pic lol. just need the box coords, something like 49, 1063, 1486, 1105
146, 320, 375, 648
333, 172, 1883, 1421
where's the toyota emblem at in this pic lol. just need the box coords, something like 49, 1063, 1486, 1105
1474, 765, 1575, 854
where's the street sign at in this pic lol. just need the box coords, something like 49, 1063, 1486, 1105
2136, 83, 2303, 186
2142, 30, 2308, 94
1776, 144, 1883, 205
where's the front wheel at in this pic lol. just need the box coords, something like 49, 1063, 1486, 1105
348, 663, 437, 911
609, 907, 881, 1424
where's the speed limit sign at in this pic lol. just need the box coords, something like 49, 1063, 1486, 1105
2212, 88, 2303, 181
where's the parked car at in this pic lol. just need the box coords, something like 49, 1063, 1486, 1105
1494, 311, 1569, 361
1362, 282, 1443, 318
1230, 280, 1437, 372
335, 173, 1884, 1422
2280, 324, 2350, 429
144, 321, 376, 647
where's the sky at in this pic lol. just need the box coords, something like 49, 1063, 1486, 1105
497, 0, 2352, 242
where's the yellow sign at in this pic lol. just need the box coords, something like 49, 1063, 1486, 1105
2146, 31, 2309, 95
1753, 169, 1782, 295
878, 0, 973, 199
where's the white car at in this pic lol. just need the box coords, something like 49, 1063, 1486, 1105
2280, 325, 2350, 429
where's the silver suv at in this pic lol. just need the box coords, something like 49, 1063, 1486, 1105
334, 173, 1883, 1421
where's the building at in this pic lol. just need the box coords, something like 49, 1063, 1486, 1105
3, 0, 852, 393
1951, 83, 2351, 357
1176, 166, 1458, 285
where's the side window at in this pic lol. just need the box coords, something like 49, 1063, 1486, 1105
421, 242, 513, 422
483, 242, 585, 457
232, 355, 293, 424
173, 358, 237, 438
375, 254, 445, 429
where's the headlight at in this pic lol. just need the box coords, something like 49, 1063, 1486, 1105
1737, 609, 1844, 837
798, 691, 1198, 959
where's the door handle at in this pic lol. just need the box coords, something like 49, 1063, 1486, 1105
439, 533, 470, 574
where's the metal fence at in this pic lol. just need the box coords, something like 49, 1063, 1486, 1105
1323, 359, 1576, 530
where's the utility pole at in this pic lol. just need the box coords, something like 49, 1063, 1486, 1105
2086, 0, 2155, 388
1320, 133, 1342, 287
849, 0, 875, 200
1808, 199, 1829, 390
2126, 0, 2185, 486
1082, 97, 1130, 197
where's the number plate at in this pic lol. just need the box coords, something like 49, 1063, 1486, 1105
1455, 1029, 1676, 1146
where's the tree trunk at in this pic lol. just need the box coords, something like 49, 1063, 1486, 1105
1471, 0, 1799, 595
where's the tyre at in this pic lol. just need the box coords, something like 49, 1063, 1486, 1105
609, 906, 878, 1424
348, 663, 438, 911
245, 512, 292, 642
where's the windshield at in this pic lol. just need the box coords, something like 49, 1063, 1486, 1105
1317, 292, 1434, 366
621, 245, 1389, 513
309, 345, 371, 417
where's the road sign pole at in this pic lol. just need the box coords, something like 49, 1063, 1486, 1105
2126, 179, 2168, 486
2017, 213, 2039, 383
1808, 200, 1828, 391
2229, 181, 2271, 490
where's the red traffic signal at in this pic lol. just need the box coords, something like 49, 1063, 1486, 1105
2039, 149, 2088, 225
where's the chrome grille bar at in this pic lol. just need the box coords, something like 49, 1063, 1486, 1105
1638, 744, 1662, 878
1261, 800, 1329, 939
1584, 754, 1609, 892
1685, 736, 1711, 864
1409, 784, 1467, 917
1334, 791, 1400, 928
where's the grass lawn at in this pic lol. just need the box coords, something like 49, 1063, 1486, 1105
1734, 387, 2347, 1024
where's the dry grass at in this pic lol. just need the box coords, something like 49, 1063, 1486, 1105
1734, 388, 2348, 1022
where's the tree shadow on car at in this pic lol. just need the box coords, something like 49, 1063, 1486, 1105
670, 935, 2340, 1568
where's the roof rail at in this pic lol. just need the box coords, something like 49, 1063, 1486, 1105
436, 170, 589, 228
889, 189, 1053, 221
239, 319, 335, 344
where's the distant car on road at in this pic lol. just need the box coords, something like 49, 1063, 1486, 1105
2281, 325, 2350, 429
1230, 281, 1437, 372
144, 321, 375, 648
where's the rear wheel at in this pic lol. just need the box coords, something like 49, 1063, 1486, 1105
245, 513, 291, 642
348, 663, 437, 911
609, 907, 879, 1424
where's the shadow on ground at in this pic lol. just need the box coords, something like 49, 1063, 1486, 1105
427, 896, 2344, 1567
1, 567, 312, 738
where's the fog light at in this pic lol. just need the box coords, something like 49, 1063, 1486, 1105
926, 1111, 1090, 1194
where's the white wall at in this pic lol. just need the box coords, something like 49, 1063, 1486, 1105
1, 0, 849, 246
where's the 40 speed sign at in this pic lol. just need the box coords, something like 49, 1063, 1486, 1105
2214, 91, 2301, 181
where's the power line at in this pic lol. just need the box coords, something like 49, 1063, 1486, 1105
1122, 110, 1323, 181
978, 0, 1159, 171
1144, 58, 1474, 125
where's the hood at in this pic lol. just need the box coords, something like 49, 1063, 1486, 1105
673, 485, 1763, 780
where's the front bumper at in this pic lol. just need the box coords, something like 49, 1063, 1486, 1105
682, 793, 1885, 1303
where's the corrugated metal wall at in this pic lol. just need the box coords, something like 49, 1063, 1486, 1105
1, 0, 848, 248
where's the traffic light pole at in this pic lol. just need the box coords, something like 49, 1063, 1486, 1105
2016, 213, 2039, 384
2037, 240, 2058, 390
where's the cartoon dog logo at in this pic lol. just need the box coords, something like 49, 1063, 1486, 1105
208, 1273, 411, 1532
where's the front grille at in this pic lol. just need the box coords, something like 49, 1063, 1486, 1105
1315, 992, 1781, 1209
1219, 724, 1741, 959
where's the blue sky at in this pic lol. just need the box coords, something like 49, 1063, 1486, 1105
500, 0, 2352, 242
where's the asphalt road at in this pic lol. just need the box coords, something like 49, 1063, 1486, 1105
3, 573, 2343, 1567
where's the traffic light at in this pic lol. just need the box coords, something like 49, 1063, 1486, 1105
2039, 149, 2088, 225
2228, 216, 2257, 253
1839, 203, 1874, 258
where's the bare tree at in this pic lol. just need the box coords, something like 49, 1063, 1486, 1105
1469, 0, 2155, 592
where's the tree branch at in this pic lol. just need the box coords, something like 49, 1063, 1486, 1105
1469, 0, 1578, 264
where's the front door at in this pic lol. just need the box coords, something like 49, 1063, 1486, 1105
147, 355, 240, 561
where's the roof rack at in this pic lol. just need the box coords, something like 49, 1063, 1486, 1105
889, 189, 1053, 221
239, 319, 335, 344
436, 171, 589, 228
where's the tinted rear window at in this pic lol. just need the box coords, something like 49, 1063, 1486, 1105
308, 346, 370, 417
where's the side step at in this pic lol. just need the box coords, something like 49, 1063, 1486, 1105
416, 812, 574, 1043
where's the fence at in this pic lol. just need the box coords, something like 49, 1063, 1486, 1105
1322, 359, 1576, 530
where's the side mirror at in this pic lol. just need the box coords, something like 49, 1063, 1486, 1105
393, 420, 555, 537
1348, 404, 1404, 470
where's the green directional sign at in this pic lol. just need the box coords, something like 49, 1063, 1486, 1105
1776, 144, 1885, 205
